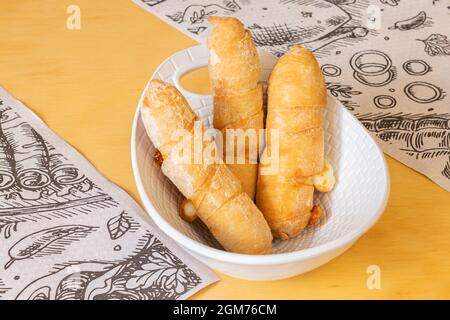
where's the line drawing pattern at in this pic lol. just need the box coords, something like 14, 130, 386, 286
134, 0, 450, 191
403, 60, 432, 76
374, 95, 397, 109
15, 235, 202, 300
107, 211, 139, 240
404, 82, 445, 104
417, 33, 450, 56
388, 11, 431, 31
0, 88, 215, 300
350, 50, 396, 87
4, 225, 98, 270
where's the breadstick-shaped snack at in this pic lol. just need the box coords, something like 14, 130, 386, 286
207, 16, 263, 200
141, 80, 272, 254
256, 45, 326, 240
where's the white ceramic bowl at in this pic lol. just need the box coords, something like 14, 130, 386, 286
131, 45, 390, 281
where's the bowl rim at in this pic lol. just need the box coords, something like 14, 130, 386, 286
131, 45, 390, 266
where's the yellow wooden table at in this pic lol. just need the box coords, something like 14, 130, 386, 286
1, 0, 449, 300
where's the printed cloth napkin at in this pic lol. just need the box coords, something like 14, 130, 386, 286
0, 87, 217, 300
134, 0, 450, 191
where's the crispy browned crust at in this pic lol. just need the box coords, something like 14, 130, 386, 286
207, 16, 263, 200
141, 80, 272, 254
256, 45, 326, 239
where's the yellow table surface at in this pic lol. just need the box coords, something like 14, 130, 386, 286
1, 0, 449, 300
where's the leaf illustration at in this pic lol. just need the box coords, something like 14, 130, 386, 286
107, 211, 131, 240
5, 225, 96, 269
83, 265, 125, 300
29, 235, 203, 300
166, 12, 183, 23
187, 26, 208, 35
125, 251, 189, 295
327, 83, 362, 99
341, 100, 360, 111
418, 34, 450, 56
0, 219, 19, 239
190, 9, 217, 24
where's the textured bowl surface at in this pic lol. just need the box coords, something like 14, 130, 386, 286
131, 45, 390, 279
